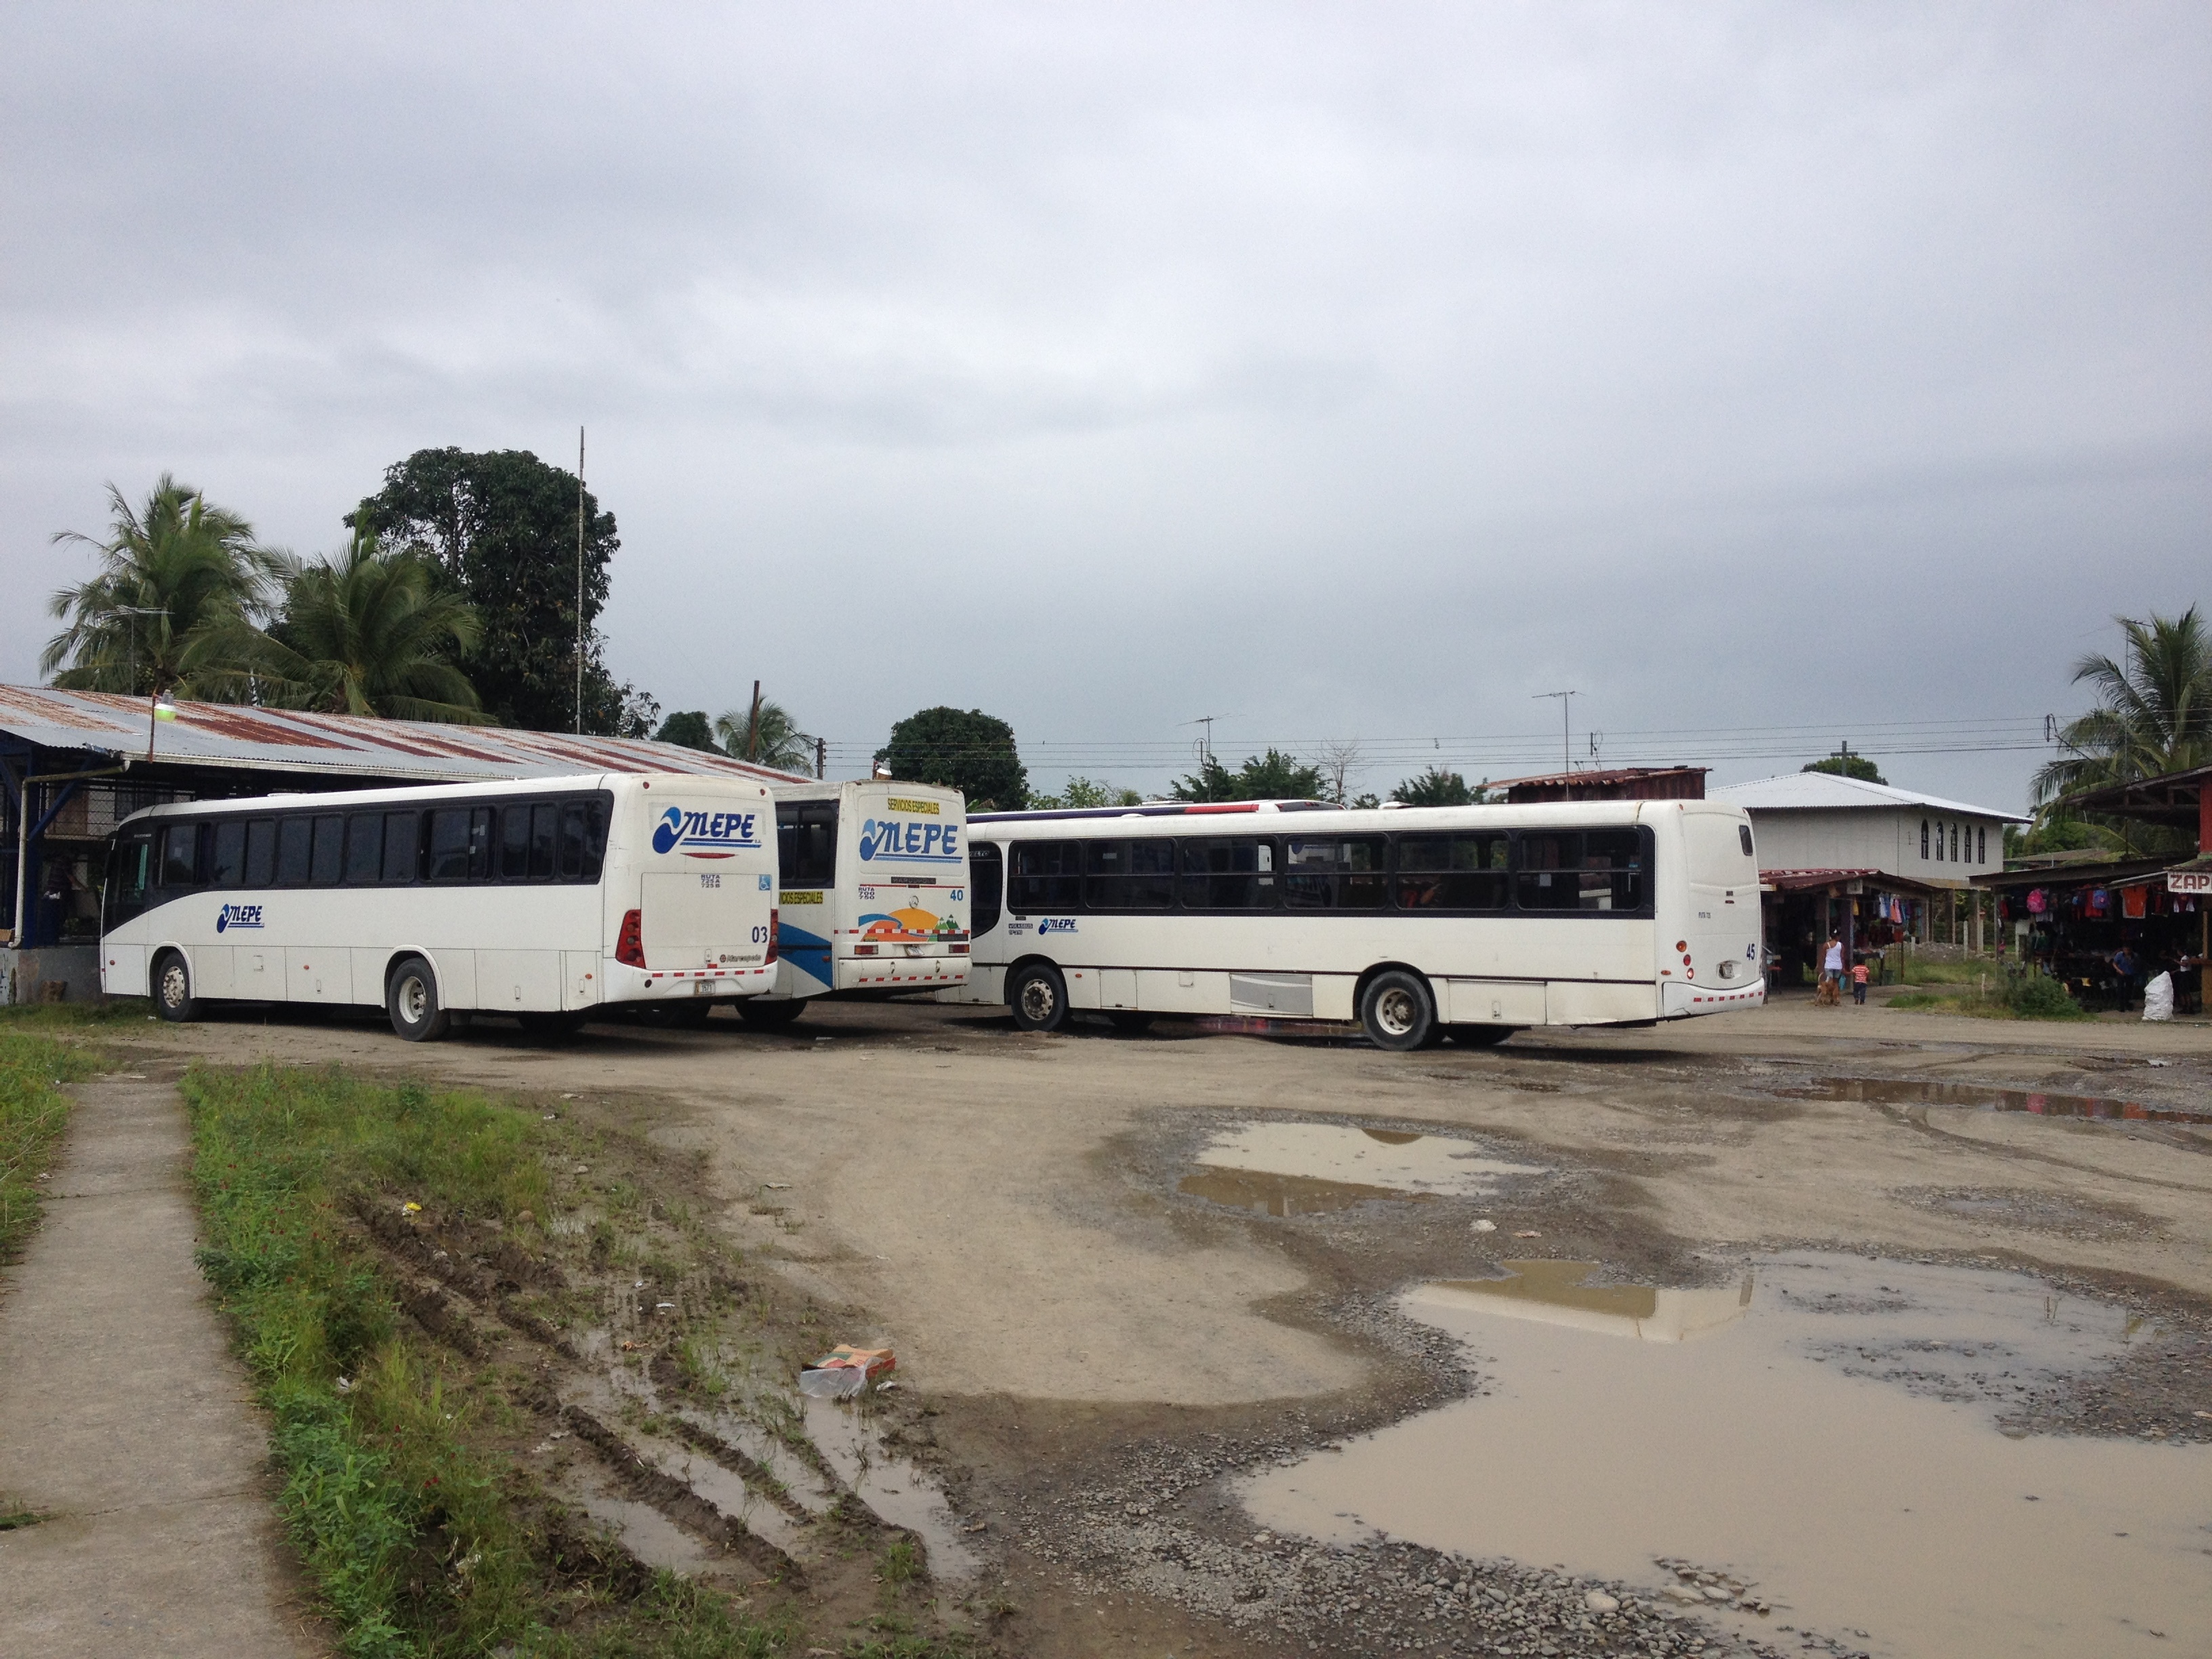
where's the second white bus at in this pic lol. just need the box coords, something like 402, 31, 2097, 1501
943, 797, 1763, 1048
100, 772, 779, 1040
741, 780, 971, 1027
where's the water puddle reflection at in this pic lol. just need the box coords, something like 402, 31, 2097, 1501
1180, 1122, 1546, 1216
1775, 1076, 2212, 1126
802, 1397, 981, 1582
1246, 1253, 2211, 1658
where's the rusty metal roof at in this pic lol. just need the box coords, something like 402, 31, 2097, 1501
0, 684, 813, 785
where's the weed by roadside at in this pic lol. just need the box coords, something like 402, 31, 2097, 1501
184, 1061, 799, 1658
0, 1029, 101, 1267
1888, 972, 2094, 1021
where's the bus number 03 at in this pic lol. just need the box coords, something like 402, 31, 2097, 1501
750, 924, 771, 944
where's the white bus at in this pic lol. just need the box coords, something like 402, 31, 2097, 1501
943, 798, 1763, 1048
99, 773, 779, 1040
743, 780, 970, 1028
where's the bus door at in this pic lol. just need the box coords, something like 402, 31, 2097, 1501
773, 798, 838, 996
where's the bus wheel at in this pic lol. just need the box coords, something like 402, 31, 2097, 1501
1360, 970, 1437, 1051
387, 956, 451, 1042
1105, 1010, 1155, 1034
1447, 1024, 1515, 1048
1008, 962, 1070, 1033
736, 1000, 808, 1030
152, 951, 199, 1022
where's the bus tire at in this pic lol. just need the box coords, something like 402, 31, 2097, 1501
151, 950, 199, 1022
736, 999, 808, 1030
1008, 962, 1070, 1033
1446, 1024, 1515, 1048
1360, 970, 1438, 1051
1105, 1010, 1155, 1034
387, 956, 451, 1042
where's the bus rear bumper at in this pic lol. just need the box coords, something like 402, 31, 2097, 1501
1660, 979, 1766, 1018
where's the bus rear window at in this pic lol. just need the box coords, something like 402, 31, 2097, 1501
777, 802, 837, 886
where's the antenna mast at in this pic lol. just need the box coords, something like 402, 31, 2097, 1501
1534, 689, 1578, 775
575, 426, 586, 735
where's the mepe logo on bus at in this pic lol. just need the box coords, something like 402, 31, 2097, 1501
214, 903, 264, 933
857, 817, 962, 863
651, 806, 762, 859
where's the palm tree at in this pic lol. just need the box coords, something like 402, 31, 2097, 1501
714, 698, 815, 773
2032, 606, 2212, 851
43, 476, 285, 703
251, 529, 489, 722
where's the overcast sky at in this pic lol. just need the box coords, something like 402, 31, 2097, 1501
5, 3, 2207, 810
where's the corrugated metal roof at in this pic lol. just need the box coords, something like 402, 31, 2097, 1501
1712, 771, 2026, 822
0, 684, 813, 785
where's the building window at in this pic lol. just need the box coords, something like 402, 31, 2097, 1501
1950, 823, 1959, 862
1977, 825, 1986, 864
1920, 820, 1929, 859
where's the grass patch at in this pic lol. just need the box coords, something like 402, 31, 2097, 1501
184, 1062, 800, 1658
0, 1030, 102, 1267
1886, 972, 2095, 1021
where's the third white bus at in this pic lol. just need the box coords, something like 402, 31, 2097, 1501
942, 797, 1763, 1048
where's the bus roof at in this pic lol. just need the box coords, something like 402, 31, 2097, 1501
114, 771, 769, 825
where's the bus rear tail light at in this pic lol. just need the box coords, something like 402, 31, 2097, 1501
853, 943, 878, 956
949, 943, 969, 954
764, 909, 779, 965
616, 908, 645, 968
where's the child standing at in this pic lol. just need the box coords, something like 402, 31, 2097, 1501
1851, 958, 1870, 1005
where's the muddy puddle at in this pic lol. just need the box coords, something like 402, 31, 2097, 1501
1244, 1253, 2212, 1657
1771, 1076, 2212, 1126
1179, 1122, 1546, 1217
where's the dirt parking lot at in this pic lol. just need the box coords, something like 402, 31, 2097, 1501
117, 995, 2212, 1658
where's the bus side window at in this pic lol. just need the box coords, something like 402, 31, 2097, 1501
970, 843, 1004, 935
1008, 840, 1083, 911
209, 820, 247, 887
245, 819, 277, 886
382, 812, 419, 882
310, 815, 346, 885
106, 830, 153, 925
469, 807, 495, 880
1179, 837, 1277, 909
1580, 830, 1645, 912
1393, 834, 1507, 910
344, 814, 384, 884
499, 804, 531, 880
159, 823, 203, 889
1084, 838, 1175, 909
426, 808, 472, 880
528, 803, 558, 880
276, 817, 313, 885
1283, 836, 1386, 910
578, 799, 609, 881
1514, 832, 1583, 911
558, 802, 589, 880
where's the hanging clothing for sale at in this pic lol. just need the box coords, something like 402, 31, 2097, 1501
2089, 888, 2110, 915
2122, 886, 2148, 920
2026, 888, 2047, 914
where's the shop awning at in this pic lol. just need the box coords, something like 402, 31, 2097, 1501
1761, 868, 1946, 897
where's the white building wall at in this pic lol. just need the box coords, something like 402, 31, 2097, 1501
1746, 808, 2006, 886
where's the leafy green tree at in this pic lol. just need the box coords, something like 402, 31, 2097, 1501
43, 476, 286, 702
1350, 792, 1382, 809
876, 708, 1026, 808
2033, 607, 2212, 853
1390, 766, 1481, 806
655, 710, 718, 751
1803, 751, 1887, 785
349, 447, 652, 735
2003, 814, 2123, 860
1029, 776, 1145, 809
715, 700, 815, 773
249, 529, 486, 720
1170, 750, 1329, 802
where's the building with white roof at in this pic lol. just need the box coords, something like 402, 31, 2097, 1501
1711, 771, 2025, 889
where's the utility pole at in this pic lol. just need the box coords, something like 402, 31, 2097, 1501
575, 426, 586, 735
1534, 690, 1577, 775
744, 680, 763, 760
815, 735, 826, 781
